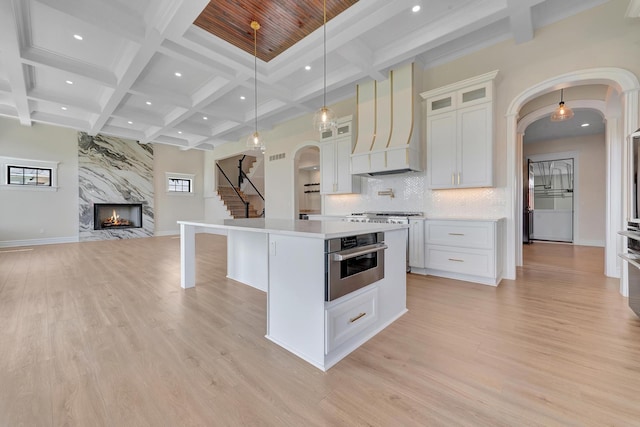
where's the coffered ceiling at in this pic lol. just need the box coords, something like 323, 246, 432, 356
0, 0, 609, 150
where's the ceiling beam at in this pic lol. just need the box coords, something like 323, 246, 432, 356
22, 47, 117, 87
0, 0, 32, 125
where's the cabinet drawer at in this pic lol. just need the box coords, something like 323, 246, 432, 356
325, 287, 378, 354
426, 221, 494, 249
425, 246, 494, 278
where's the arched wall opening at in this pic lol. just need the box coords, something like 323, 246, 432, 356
505, 67, 640, 296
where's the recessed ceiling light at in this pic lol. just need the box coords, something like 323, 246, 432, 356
145, 101, 152, 105
65, 80, 74, 85
412, 5, 421, 12
61, 106, 68, 111
305, 65, 311, 71
73, 34, 83, 41
203, 116, 208, 120
178, 131, 183, 134
581, 123, 590, 127
240, 96, 246, 100
127, 121, 133, 124
174, 72, 182, 77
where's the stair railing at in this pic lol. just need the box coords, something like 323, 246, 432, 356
217, 163, 249, 218
239, 170, 264, 202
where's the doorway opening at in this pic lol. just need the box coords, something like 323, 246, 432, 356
293, 144, 320, 219
506, 67, 640, 290
527, 157, 575, 244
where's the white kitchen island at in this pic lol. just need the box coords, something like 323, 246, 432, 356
177, 219, 408, 371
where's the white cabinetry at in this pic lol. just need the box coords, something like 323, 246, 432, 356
423, 218, 504, 286
409, 218, 425, 268
421, 70, 498, 189
320, 117, 360, 194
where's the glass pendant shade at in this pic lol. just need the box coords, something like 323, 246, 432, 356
313, 106, 337, 132
246, 131, 266, 152
550, 89, 574, 122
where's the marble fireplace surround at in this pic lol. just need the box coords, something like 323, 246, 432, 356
78, 133, 154, 241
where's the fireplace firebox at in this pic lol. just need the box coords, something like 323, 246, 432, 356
94, 203, 143, 230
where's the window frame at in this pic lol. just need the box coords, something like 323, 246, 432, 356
166, 172, 195, 196
0, 156, 59, 192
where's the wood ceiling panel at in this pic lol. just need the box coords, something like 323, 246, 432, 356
194, 0, 358, 62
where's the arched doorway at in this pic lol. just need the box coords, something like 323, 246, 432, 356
293, 143, 321, 219
505, 68, 640, 295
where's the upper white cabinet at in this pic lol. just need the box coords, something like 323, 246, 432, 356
320, 117, 360, 194
421, 70, 498, 189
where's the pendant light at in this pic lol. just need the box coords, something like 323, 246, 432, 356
246, 21, 265, 152
550, 88, 574, 122
312, 0, 337, 133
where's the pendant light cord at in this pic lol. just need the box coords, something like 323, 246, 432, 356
254, 25, 258, 134
323, 0, 327, 109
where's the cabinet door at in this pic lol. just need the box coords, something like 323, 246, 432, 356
335, 137, 354, 193
320, 142, 336, 194
409, 219, 425, 268
457, 103, 493, 188
427, 112, 457, 189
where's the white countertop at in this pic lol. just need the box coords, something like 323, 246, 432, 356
178, 218, 408, 239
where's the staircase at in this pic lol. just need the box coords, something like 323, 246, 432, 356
217, 186, 261, 218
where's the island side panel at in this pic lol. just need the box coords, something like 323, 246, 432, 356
180, 223, 196, 289
266, 234, 326, 369
377, 228, 408, 322
227, 229, 268, 292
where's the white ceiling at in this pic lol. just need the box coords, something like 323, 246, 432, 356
0, 0, 611, 150
523, 109, 606, 144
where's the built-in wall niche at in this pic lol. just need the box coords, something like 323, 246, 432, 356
94, 203, 143, 230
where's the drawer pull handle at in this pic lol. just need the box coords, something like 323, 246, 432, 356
448, 258, 464, 262
350, 312, 367, 323
448, 233, 465, 236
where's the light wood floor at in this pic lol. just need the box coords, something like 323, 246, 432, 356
1, 236, 639, 426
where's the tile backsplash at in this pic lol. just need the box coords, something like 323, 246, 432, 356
324, 172, 507, 218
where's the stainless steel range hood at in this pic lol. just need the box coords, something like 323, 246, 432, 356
351, 62, 422, 176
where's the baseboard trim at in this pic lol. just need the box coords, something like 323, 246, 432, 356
0, 236, 79, 248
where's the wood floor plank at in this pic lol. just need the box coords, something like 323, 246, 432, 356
1, 237, 640, 425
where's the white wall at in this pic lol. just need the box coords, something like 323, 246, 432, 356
0, 117, 79, 246
524, 133, 606, 246
153, 144, 205, 235
0, 116, 206, 244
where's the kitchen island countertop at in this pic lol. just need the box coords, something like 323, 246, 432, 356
177, 218, 408, 239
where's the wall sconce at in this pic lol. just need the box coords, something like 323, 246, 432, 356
378, 188, 394, 198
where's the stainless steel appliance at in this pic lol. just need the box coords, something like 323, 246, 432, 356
625, 222, 640, 317
325, 232, 387, 301
345, 212, 423, 272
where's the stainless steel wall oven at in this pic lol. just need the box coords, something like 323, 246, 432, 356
325, 232, 387, 301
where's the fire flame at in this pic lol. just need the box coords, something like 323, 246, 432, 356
103, 209, 131, 227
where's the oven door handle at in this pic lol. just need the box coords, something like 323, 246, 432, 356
332, 243, 388, 261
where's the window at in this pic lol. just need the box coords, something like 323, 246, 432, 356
168, 178, 191, 192
0, 157, 59, 191
8, 166, 52, 186
166, 172, 195, 195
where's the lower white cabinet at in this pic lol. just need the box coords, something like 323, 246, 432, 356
422, 218, 504, 286
325, 286, 378, 354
